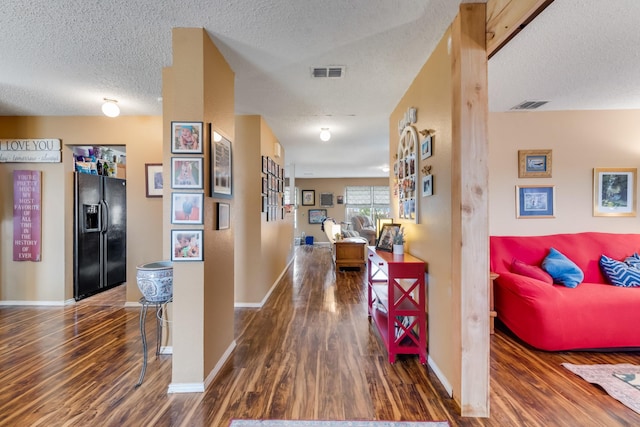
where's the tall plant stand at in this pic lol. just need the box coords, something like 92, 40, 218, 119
135, 296, 172, 387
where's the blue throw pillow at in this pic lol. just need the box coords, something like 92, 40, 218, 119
624, 253, 640, 269
541, 247, 584, 288
600, 254, 640, 287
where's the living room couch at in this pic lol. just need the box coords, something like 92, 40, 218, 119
490, 232, 640, 351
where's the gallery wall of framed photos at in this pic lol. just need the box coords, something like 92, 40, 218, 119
261, 155, 285, 222
170, 121, 205, 262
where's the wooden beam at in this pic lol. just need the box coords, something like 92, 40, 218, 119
486, 0, 555, 58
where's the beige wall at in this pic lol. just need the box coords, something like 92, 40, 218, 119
295, 177, 388, 243
165, 28, 236, 387
234, 115, 293, 305
490, 110, 640, 235
0, 116, 163, 303
389, 28, 454, 388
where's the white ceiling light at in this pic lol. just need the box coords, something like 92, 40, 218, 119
101, 98, 120, 117
319, 128, 331, 142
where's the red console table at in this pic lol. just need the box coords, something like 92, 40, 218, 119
367, 247, 426, 364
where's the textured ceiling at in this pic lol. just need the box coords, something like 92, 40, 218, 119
489, 0, 640, 112
1, 1, 638, 178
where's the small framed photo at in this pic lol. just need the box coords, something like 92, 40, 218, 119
420, 134, 432, 160
171, 157, 203, 189
337, 195, 344, 204
593, 167, 637, 217
262, 156, 269, 174
171, 229, 203, 261
308, 208, 327, 224
216, 202, 230, 230
320, 192, 334, 207
516, 185, 555, 218
422, 174, 433, 197
376, 224, 401, 252
302, 190, 315, 206
518, 149, 552, 178
145, 163, 163, 198
171, 192, 204, 224
171, 121, 203, 154
212, 132, 232, 197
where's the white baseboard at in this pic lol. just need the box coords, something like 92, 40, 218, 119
124, 301, 141, 308
428, 355, 453, 397
166, 382, 205, 393
0, 300, 69, 306
159, 346, 173, 355
167, 340, 236, 394
234, 257, 294, 308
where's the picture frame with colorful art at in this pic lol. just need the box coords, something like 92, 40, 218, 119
593, 167, 637, 217
171, 121, 203, 154
171, 229, 203, 262
171, 192, 204, 224
171, 157, 203, 189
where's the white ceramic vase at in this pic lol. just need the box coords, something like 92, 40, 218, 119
136, 261, 173, 302
393, 244, 404, 255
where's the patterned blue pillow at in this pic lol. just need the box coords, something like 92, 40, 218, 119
600, 254, 640, 287
541, 247, 584, 288
624, 253, 640, 269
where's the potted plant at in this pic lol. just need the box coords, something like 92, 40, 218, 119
392, 227, 405, 254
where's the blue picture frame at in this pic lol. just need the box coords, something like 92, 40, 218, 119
516, 185, 555, 218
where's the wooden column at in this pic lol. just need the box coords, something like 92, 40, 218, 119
451, 3, 490, 417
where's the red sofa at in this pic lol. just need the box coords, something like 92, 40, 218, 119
490, 232, 640, 351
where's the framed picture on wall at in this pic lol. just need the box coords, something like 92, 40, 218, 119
171, 157, 203, 189
211, 132, 232, 197
518, 149, 552, 178
216, 202, 230, 230
145, 163, 163, 197
516, 185, 555, 218
171, 192, 204, 224
171, 121, 203, 154
302, 190, 315, 206
308, 208, 327, 224
171, 229, 203, 262
593, 167, 637, 217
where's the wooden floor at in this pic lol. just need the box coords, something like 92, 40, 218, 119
2, 245, 640, 426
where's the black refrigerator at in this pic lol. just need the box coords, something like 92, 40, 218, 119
74, 173, 127, 300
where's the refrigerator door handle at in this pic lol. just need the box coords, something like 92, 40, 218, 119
100, 200, 110, 233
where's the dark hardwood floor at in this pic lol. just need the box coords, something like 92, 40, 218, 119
1, 245, 640, 426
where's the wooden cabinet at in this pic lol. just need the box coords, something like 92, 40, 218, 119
367, 247, 426, 363
334, 240, 366, 270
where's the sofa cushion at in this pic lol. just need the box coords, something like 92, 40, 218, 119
511, 258, 553, 284
600, 254, 640, 287
542, 247, 584, 288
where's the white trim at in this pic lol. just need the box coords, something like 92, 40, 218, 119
0, 300, 68, 306
234, 257, 294, 308
159, 346, 173, 355
124, 301, 141, 308
167, 382, 205, 393
428, 355, 453, 397
166, 340, 236, 394
315, 242, 331, 248
204, 340, 236, 389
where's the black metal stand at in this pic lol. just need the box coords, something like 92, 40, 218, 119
135, 296, 172, 387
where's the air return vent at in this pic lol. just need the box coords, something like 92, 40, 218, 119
311, 66, 345, 78
510, 100, 549, 110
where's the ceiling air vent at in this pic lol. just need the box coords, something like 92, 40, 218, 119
510, 100, 549, 110
311, 66, 345, 78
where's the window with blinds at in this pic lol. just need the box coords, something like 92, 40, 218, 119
344, 185, 391, 229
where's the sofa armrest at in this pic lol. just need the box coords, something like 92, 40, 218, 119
495, 271, 557, 301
